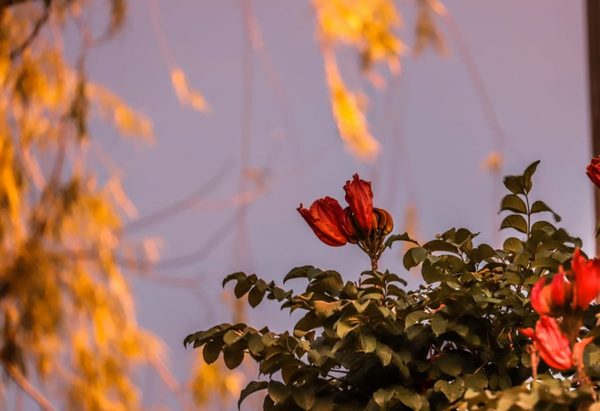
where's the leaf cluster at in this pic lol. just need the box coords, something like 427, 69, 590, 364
185, 163, 599, 410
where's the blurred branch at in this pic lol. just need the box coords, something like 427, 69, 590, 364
122, 158, 232, 235
149, 357, 193, 411
436, 2, 506, 151
0, 0, 40, 10
9, 0, 51, 60
2, 361, 56, 411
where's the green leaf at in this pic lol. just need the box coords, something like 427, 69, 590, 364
423, 240, 459, 254
403, 247, 428, 270
385, 232, 419, 249
431, 314, 449, 337
503, 175, 524, 195
268, 381, 290, 405
436, 353, 463, 377
405, 310, 428, 329
522, 160, 540, 193
223, 272, 246, 287
434, 378, 465, 402
500, 215, 528, 233
373, 388, 394, 407
503, 237, 523, 253
336, 319, 357, 338
500, 194, 527, 214
234, 278, 253, 298
223, 329, 244, 346
223, 345, 244, 369
292, 387, 316, 410
238, 381, 268, 408
359, 332, 377, 353
376, 343, 393, 366
283, 266, 315, 282
248, 285, 266, 307
247, 333, 265, 355
463, 373, 488, 391
394, 387, 423, 410
530, 200, 561, 222
202, 340, 221, 364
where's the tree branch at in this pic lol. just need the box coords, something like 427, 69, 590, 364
3, 361, 56, 411
9, 0, 51, 60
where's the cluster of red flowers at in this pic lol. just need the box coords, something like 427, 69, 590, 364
522, 249, 599, 373
297, 174, 393, 248
519, 155, 600, 378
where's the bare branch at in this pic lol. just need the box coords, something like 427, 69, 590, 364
9, 0, 52, 60
2, 362, 56, 411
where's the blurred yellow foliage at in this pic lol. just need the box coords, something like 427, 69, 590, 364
0, 2, 185, 410
190, 356, 245, 407
170, 68, 209, 112
314, 0, 444, 162
324, 52, 380, 161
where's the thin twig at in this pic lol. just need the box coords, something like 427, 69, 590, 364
10, 0, 51, 60
122, 158, 232, 235
3, 361, 56, 411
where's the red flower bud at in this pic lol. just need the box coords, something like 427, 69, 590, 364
571, 248, 600, 310
297, 197, 348, 246
374, 208, 394, 235
586, 156, 600, 188
344, 174, 374, 235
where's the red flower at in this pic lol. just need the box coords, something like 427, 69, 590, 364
586, 156, 600, 188
531, 269, 572, 316
344, 174, 374, 235
297, 197, 348, 246
531, 277, 552, 316
340, 207, 359, 244
522, 316, 572, 370
571, 248, 600, 310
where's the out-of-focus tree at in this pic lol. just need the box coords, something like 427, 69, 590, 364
0, 1, 192, 410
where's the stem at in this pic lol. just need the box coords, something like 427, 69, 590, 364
3, 361, 55, 411
525, 194, 531, 239
370, 255, 378, 272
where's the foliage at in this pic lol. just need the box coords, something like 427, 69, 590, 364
0, 1, 190, 410
185, 162, 600, 410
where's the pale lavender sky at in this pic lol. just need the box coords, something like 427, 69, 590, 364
58, 0, 593, 408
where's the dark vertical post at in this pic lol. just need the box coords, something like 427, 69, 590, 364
587, 0, 600, 253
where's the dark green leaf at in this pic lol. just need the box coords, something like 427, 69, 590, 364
436, 353, 463, 377
503, 175, 524, 195
248, 285, 266, 307
503, 237, 523, 253
385, 232, 419, 249
434, 378, 465, 402
284, 266, 316, 282
500, 215, 528, 233
223, 329, 244, 346
234, 278, 253, 298
530, 200, 561, 222
202, 340, 221, 364
223, 345, 244, 369
522, 160, 540, 193
500, 194, 527, 213
238, 381, 268, 409
268, 381, 290, 405
403, 247, 428, 270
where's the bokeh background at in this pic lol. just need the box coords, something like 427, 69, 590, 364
3, 0, 595, 409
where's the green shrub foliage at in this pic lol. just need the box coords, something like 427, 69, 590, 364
185, 162, 600, 410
